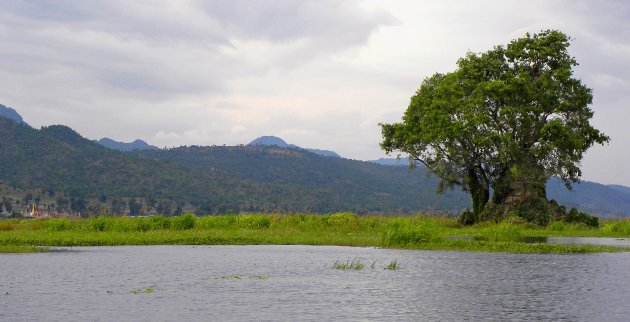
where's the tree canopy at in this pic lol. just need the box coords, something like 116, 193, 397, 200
381, 30, 609, 224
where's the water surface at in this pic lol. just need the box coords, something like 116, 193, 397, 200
2, 245, 629, 321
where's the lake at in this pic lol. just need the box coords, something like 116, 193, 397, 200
2, 245, 630, 321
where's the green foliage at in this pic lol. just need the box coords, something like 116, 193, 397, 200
380, 30, 609, 223
321, 212, 358, 227
196, 215, 237, 229
332, 258, 365, 270
129, 287, 156, 294
386, 260, 399, 270
236, 215, 272, 229
601, 221, 630, 235
480, 222, 522, 241
42, 218, 72, 231
458, 210, 477, 226
0, 116, 468, 216
148, 216, 171, 230
171, 213, 196, 230
562, 208, 599, 228
380, 218, 444, 247
1, 215, 629, 253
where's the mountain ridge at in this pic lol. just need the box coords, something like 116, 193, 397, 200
97, 137, 159, 151
249, 135, 341, 158
0, 104, 29, 126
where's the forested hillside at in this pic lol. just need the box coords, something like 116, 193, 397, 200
2, 115, 630, 217
0, 117, 469, 215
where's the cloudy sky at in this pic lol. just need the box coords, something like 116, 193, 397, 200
1, 1, 629, 185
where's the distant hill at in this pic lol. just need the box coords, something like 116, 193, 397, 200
0, 116, 468, 215
547, 179, 630, 218
97, 137, 159, 152
135, 145, 469, 214
0, 104, 28, 126
370, 158, 409, 167
607, 184, 630, 195
2, 107, 630, 217
249, 135, 341, 158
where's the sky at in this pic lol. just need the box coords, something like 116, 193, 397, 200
0, 0, 629, 185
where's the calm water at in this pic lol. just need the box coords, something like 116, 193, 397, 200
2, 245, 630, 321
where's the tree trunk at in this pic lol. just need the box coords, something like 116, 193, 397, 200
467, 168, 489, 217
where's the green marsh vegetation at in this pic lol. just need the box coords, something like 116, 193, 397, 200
1, 213, 630, 253
129, 287, 156, 294
332, 258, 365, 270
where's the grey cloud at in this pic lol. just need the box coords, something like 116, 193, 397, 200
0, 1, 392, 99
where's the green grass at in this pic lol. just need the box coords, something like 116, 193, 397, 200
386, 260, 399, 270
0, 245, 50, 253
129, 287, 156, 294
1, 214, 630, 253
332, 258, 365, 270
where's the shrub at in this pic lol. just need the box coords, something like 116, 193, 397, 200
562, 208, 599, 228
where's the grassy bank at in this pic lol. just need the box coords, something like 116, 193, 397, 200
1, 213, 629, 253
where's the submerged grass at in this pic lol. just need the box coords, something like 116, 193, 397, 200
386, 260, 399, 270
2, 214, 630, 253
332, 258, 365, 270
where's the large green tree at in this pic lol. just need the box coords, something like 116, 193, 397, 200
381, 30, 609, 223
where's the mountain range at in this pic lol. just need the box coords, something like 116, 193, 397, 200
1, 104, 630, 218
96, 137, 159, 152
248, 135, 341, 157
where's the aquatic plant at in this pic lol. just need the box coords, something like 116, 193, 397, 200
332, 258, 365, 270
480, 221, 522, 241
386, 260, 399, 270
129, 287, 156, 294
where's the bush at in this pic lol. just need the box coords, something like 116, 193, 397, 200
171, 213, 196, 230
458, 210, 477, 226
562, 208, 599, 228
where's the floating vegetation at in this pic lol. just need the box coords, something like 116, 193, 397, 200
386, 260, 399, 270
129, 287, 156, 294
206, 275, 270, 281
332, 258, 365, 270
